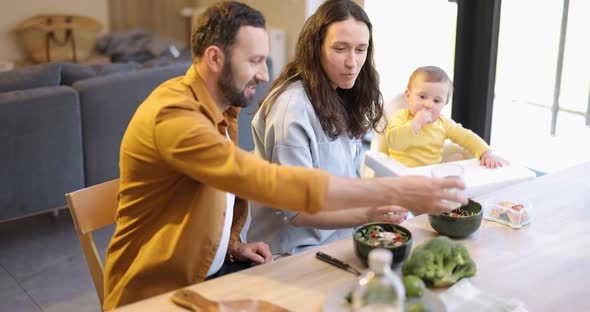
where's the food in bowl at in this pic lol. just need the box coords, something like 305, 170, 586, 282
428, 199, 483, 238
354, 224, 410, 247
442, 207, 478, 218
353, 223, 413, 268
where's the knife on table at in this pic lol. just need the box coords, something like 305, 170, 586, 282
315, 251, 361, 276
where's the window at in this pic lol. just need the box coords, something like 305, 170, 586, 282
491, 0, 590, 173
365, 0, 457, 109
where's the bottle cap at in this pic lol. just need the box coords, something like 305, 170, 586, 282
368, 248, 392, 271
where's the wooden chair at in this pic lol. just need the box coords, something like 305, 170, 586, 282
65, 178, 119, 308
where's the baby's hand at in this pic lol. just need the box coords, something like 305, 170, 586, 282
415, 109, 432, 124
411, 109, 432, 133
480, 150, 504, 168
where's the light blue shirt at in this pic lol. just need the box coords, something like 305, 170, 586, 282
247, 81, 362, 254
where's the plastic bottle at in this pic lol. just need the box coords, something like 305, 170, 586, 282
352, 248, 405, 312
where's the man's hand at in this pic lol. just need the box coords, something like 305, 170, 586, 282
480, 150, 504, 169
232, 241, 272, 265
381, 175, 468, 216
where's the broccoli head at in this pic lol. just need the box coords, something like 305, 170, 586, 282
402, 248, 437, 280
402, 236, 476, 288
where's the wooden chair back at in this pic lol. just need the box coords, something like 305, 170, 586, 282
65, 178, 119, 307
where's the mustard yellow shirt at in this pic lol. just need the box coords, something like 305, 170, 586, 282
385, 108, 490, 167
103, 65, 329, 310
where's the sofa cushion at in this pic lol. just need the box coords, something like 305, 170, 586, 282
60, 62, 98, 85
0, 86, 84, 220
91, 61, 141, 75
60, 61, 142, 86
0, 63, 61, 93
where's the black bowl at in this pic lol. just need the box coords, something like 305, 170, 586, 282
428, 199, 483, 238
353, 222, 413, 268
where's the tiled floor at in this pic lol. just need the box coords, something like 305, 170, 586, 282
0, 210, 114, 312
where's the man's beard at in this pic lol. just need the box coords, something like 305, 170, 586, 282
217, 59, 257, 108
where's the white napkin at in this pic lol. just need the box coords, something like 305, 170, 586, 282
438, 279, 528, 312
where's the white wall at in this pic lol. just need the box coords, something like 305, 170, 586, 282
365, 0, 457, 106
0, 0, 109, 63
196, 0, 308, 62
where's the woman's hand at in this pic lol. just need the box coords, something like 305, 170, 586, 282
480, 150, 504, 169
367, 205, 409, 224
231, 241, 272, 265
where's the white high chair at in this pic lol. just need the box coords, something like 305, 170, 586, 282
360, 94, 472, 178
360, 95, 536, 199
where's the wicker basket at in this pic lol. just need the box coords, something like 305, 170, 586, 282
14, 14, 103, 63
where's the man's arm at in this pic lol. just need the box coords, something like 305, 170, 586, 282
155, 107, 467, 217
323, 175, 467, 216
155, 107, 330, 214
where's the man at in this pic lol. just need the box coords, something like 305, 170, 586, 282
103, 2, 466, 309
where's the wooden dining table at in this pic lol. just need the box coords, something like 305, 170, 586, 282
112, 161, 590, 312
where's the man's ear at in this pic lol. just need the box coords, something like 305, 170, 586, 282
203, 46, 225, 73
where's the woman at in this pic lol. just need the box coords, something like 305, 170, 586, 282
248, 0, 407, 255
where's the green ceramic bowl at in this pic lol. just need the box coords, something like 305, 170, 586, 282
353, 223, 413, 268
428, 199, 483, 238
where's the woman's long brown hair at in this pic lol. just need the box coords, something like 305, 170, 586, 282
260, 0, 383, 139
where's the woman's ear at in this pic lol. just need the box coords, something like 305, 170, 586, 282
203, 46, 225, 73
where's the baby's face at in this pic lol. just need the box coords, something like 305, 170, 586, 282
406, 77, 450, 122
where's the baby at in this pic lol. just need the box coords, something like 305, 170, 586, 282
385, 66, 503, 168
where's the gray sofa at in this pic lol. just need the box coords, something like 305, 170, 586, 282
0, 60, 272, 221
0, 61, 190, 220
75, 65, 193, 187
0, 85, 84, 220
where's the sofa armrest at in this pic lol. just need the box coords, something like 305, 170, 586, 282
0, 86, 84, 220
